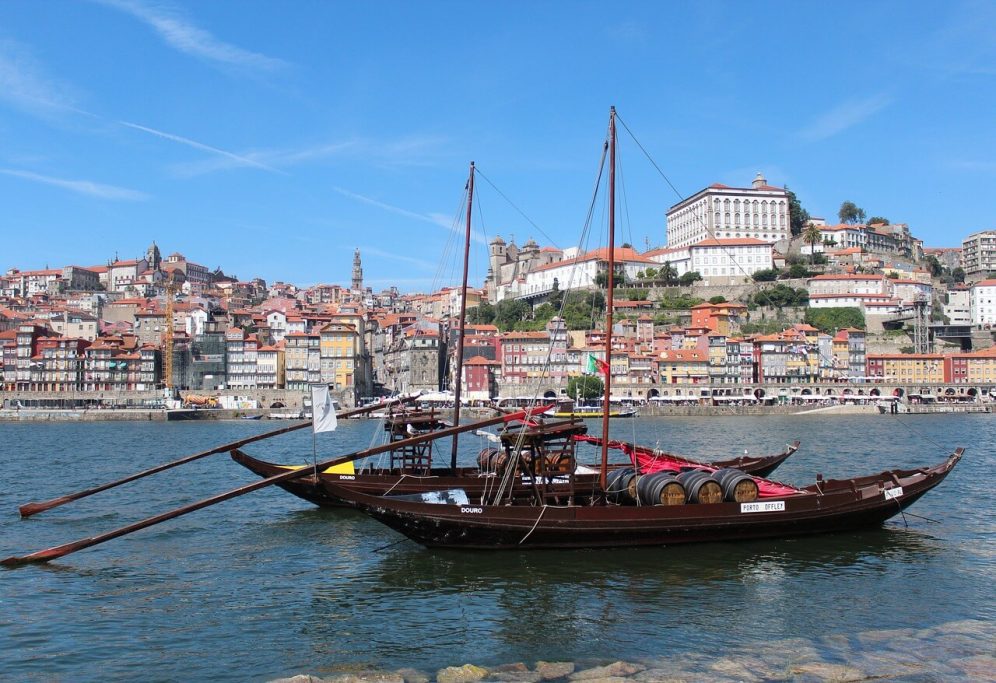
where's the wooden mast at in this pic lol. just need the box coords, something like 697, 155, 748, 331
449, 161, 474, 473
600, 107, 616, 493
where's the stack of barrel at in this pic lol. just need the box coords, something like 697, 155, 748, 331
605, 467, 759, 505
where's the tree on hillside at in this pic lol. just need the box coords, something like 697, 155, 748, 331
567, 375, 604, 401
752, 268, 780, 282
785, 187, 811, 237
867, 216, 890, 225
925, 255, 944, 278
804, 307, 866, 332
838, 201, 866, 225
594, 271, 624, 288
561, 290, 605, 330
785, 263, 811, 279
678, 271, 702, 286
803, 222, 823, 264
492, 299, 531, 330
749, 284, 808, 308
659, 262, 678, 286
467, 301, 496, 325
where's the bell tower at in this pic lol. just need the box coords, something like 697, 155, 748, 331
351, 248, 363, 291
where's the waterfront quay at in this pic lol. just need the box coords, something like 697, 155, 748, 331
2, 378, 993, 421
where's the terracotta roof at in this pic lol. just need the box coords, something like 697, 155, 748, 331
530, 247, 656, 273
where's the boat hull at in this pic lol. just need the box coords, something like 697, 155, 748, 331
327, 450, 962, 550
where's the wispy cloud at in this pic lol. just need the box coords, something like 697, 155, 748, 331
171, 135, 447, 177
358, 246, 437, 271
0, 40, 80, 116
94, 0, 288, 72
0, 168, 149, 200
172, 140, 358, 177
798, 93, 893, 142
333, 186, 487, 244
118, 120, 286, 174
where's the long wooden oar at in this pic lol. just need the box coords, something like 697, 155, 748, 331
1, 405, 551, 567
17, 395, 416, 518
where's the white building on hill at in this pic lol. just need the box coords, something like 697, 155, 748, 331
665, 173, 790, 249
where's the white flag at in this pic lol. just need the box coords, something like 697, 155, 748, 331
311, 384, 338, 433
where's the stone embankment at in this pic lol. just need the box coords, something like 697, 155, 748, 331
0, 408, 270, 422
269, 618, 994, 683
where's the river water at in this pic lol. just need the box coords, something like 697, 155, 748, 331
1, 414, 993, 682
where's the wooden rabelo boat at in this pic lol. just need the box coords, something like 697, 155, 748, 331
314, 107, 963, 551
229, 424, 800, 508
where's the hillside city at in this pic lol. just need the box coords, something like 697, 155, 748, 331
3, 173, 996, 410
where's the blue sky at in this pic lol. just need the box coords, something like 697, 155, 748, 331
1, 1, 994, 292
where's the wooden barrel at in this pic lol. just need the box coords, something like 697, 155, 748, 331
545, 453, 575, 473
477, 448, 507, 473
676, 469, 724, 504
636, 472, 686, 506
713, 468, 759, 502
605, 467, 638, 504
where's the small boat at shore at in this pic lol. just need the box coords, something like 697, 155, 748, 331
545, 401, 638, 419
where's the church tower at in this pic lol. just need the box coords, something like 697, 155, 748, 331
146, 241, 162, 271
352, 248, 363, 291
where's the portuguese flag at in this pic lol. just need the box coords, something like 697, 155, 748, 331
585, 354, 610, 376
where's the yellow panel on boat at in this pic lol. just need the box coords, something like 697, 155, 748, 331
277, 462, 356, 475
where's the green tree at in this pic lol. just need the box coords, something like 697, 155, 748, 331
709, 295, 727, 304
752, 268, 780, 282
867, 216, 889, 225
678, 271, 702, 286
594, 271, 624, 288
838, 201, 866, 225
658, 293, 705, 309
803, 222, 823, 264
924, 255, 944, 277
466, 301, 496, 325
659, 262, 678, 286
785, 187, 811, 237
785, 263, 811, 279
951, 267, 966, 283
567, 374, 604, 401
561, 290, 605, 330
804, 307, 866, 332
492, 299, 531, 330
750, 284, 808, 308
532, 302, 556, 324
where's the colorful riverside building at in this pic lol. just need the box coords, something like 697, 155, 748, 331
2, 321, 162, 392
866, 347, 996, 384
